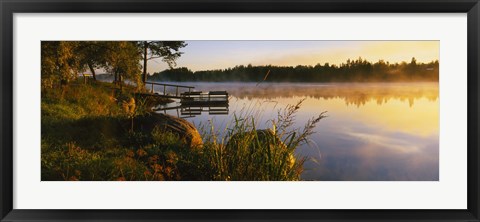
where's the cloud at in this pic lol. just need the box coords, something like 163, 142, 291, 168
345, 131, 421, 154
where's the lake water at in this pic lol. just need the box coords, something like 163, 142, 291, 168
153, 82, 439, 181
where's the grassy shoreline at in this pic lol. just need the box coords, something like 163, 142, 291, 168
41, 80, 324, 181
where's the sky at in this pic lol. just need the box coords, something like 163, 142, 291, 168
147, 41, 439, 73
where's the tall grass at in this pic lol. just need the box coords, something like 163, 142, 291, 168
200, 99, 327, 181
41, 81, 326, 181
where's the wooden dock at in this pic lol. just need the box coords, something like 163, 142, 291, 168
145, 81, 229, 105
180, 91, 229, 105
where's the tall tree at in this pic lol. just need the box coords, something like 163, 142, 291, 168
104, 41, 142, 87
140, 41, 187, 83
75, 41, 110, 81
41, 41, 81, 88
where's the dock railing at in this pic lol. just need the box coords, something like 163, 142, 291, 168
145, 81, 195, 98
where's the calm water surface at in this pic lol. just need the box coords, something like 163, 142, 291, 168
154, 82, 439, 181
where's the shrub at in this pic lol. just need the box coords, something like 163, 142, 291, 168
199, 99, 326, 181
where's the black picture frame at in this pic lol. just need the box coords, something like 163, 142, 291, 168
1, 0, 479, 221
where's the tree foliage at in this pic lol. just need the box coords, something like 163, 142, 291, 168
41, 41, 81, 88
41, 41, 143, 89
75, 41, 110, 81
104, 41, 142, 86
139, 41, 187, 83
149, 58, 439, 83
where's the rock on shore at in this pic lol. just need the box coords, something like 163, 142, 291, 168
136, 113, 203, 149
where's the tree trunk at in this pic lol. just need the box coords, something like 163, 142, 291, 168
87, 62, 97, 81
131, 117, 134, 132
143, 41, 148, 83
119, 73, 123, 90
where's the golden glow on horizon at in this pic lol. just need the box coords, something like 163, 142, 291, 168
149, 40, 440, 73
301, 97, 439, 137
258, 41, 439, 68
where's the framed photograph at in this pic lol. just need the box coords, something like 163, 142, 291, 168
1, 0, 479, 221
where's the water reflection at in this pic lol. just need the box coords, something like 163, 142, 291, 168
155, 104, 229, 118
153, 82, 439, 181
190, 82, 438, 107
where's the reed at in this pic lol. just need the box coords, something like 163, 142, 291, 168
199, 99, 327, 181
41, 82, 326, 181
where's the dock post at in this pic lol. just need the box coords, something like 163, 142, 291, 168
151, 83, 154, 93
163, 85, 166, 95
176, 87, 179, 97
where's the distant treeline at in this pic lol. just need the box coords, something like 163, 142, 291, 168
148, 57, 439, 82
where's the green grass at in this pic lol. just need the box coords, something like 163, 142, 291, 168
41, 80, 325, 181
41, 80, 188, 181
198, 100, 326, 181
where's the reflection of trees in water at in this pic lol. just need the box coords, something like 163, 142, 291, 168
219, 83, 439, 107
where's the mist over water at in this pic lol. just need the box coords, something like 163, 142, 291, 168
154, 82, 439, 181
